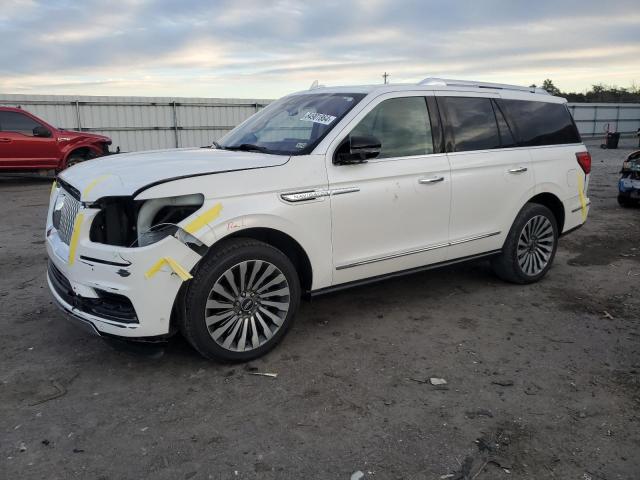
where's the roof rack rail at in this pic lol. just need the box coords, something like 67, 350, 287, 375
417, 77, 549, 95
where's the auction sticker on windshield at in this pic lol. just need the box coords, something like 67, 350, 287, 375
300, 112, 337, 125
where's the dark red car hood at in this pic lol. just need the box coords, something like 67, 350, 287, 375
58, 129, 111, 143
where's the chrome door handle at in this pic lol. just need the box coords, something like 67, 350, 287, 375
418, 176, 445, 184
508, 167, 528, 174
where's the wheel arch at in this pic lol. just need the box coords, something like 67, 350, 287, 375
526, 192, 565, 233
203, 227, 313, 293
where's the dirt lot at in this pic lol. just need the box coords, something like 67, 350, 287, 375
1, 139, 639, 480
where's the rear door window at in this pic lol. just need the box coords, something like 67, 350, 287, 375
439, 97, 500, 152
500, 100, 581, 146
350, 96, 433, 159
492, 101, 516, 148
0, 111, 41, 136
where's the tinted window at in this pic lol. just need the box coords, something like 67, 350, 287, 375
440, 97, 500, 152
350, 96, 433, 159
0, 111, 41, 136
492, 101, 516, 147
500, 100, 581, 146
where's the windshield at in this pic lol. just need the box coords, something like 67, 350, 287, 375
218, 92, 366, 155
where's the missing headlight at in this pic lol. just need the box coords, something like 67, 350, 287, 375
89, 194, 204, 248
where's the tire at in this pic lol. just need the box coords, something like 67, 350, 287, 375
491, 203, 559, 284
64, 155, 85, 169
180, 238, 301, 362
617, 195, 635, 208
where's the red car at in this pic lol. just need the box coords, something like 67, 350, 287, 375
0, 106, 112, 173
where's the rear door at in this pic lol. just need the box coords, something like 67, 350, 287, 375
327, 92, 452, 285
437, 94, 534, 260
0, 110, 59, 168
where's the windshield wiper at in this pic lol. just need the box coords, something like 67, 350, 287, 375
225, 143, 270, 153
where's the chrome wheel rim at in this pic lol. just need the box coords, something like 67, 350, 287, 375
517, 215, 555, 276
204, 260, 290, 352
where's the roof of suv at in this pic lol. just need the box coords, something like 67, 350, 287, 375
292, 77, 566, 103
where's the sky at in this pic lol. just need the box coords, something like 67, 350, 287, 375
1, 0, 639, 99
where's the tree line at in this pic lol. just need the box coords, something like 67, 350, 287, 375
532, 79, 640, 102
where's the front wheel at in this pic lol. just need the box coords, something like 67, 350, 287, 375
491, 203, 559, 284
180, 238, 301, 362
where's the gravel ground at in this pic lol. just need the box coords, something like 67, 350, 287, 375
1, 139, 639, 480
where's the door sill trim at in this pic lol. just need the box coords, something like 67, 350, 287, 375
311, 250, 502, 297
335, 231, 500, 270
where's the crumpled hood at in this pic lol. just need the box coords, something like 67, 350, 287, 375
58, 147, 289, 202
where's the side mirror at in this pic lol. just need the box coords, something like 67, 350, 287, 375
33, 125, 52, 138
334, 134, 381, 164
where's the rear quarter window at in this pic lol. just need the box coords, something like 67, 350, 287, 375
500, 100, 581, 146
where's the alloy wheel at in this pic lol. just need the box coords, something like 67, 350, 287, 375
204, 260, 291, 352
517, 215, 555, 276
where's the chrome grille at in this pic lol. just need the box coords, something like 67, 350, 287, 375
56, 188, 81, 245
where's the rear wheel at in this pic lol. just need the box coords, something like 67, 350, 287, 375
491, 203, 558, 284
180, 238, 301, 362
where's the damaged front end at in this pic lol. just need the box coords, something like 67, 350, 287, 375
88, 192, 206, 251
618, 151, 640, 207
46, 180, 213, 340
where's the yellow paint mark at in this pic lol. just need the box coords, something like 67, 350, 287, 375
68, 213, 84, 266
50, 180, 57, 197
82, 175, 111, 198
184, 203, 223, 235
577, 171, 587, 222
145, 257, 193, 281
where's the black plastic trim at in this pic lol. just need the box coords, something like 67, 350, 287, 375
308, 250, 501, 297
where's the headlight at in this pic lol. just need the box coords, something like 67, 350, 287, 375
89, 194, 204, 247
136, 194, 204, 247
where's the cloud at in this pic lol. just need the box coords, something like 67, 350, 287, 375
0, 0, 638, 97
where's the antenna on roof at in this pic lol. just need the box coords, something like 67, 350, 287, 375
309, 80, 319, 90
382, 72, 390, 84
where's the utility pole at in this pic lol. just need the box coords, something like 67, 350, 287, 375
382, 72, 390, 84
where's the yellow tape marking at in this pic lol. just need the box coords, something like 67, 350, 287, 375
577, 171, 587, 222
68, 213, 84, 266
184, 203, 223, 234
82, 174, 111, 198
145, 257, 193, 282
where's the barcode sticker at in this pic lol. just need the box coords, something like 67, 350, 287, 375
300, 112, 336, 125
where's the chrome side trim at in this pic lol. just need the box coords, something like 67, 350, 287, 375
449, 231, 501, 246
331, 187, 360, 196
281, 187, 360, 203
336, 231, 501, 270
336, 242, 450, 270
281, 190, 330, 203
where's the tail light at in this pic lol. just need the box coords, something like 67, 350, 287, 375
576, 151, 591, 174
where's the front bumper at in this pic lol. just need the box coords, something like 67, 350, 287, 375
46, 203, 202, 338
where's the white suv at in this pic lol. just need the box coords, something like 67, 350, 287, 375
46, 78, 591, 361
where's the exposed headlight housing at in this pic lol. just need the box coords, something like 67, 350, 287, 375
89, 194, 205, 247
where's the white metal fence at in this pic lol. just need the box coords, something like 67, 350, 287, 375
0, 94, 271, 152
1, 94, 638, 152
569, 103, 640, 139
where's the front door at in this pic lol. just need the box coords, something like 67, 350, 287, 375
0, 110, 58, 168
327, 93, 452, 285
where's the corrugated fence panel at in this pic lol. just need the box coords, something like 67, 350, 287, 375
0, 93, 271, 152
568, 103, 640, 137
2, 94, 637, 150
